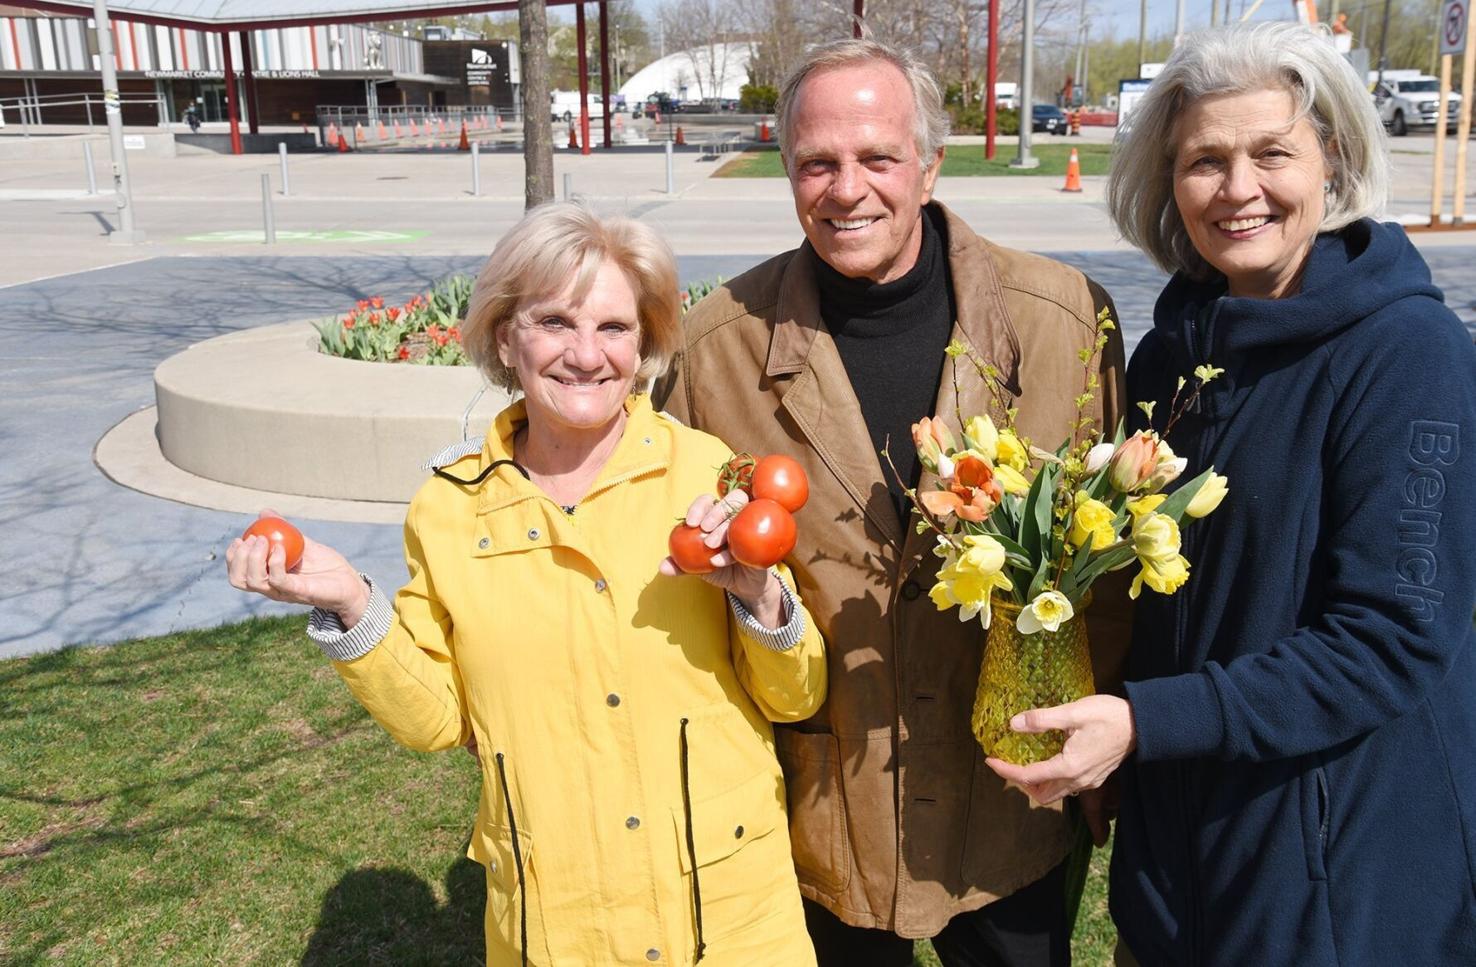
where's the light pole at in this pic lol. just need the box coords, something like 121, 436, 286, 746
91, 0, 142, 243
1011, 0, 1039, 168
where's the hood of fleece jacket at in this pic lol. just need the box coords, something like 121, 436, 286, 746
1150, 218, 1445, 360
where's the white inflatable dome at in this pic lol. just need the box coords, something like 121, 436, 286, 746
618, 43, 753, 103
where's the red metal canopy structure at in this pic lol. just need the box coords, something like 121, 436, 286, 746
18, 0, 633, 155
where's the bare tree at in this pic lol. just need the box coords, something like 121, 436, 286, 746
659, 0, 744, 100
519, 0, 554, 208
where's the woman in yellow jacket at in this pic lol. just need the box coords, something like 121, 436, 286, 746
226, 204, 826, 966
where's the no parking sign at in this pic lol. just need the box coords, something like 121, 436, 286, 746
1442, 0, 1468, 56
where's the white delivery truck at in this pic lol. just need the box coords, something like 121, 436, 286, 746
1368, 70, 1461, 136
549, 90, 604, 123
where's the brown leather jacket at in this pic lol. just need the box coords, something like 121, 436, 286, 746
656, 202, 1132, 937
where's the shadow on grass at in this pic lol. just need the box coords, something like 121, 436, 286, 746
301, 858, 485, 966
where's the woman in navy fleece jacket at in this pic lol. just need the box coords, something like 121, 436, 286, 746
986, 22, 1476, 965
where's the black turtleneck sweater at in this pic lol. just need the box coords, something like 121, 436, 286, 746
816, 206, 955, 526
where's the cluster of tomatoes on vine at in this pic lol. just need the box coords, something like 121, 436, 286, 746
668, 453, 809, 573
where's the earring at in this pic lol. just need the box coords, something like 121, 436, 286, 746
1323, 180, 1333, 193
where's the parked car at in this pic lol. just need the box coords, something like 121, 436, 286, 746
1031, 103, 1068, 135
1369, 71, 1461, 136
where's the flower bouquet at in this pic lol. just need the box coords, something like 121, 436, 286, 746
894, 309, 1229, 764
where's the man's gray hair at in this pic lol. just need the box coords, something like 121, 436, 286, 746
775, 39, 950, 171
1106, 21, 1389, 278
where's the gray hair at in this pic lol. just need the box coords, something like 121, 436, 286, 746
1106, 21, 1389, 278
775, 39, 950, 171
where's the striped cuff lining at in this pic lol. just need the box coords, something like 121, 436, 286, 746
306, 574, 393, 662
727, 572, 806, 652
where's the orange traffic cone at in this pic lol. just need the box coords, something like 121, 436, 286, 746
438, 117, 448, 135
495, 113, 504, 131
355, 122, 366, 144
675, 125, 686, 146
393, 120, 402, 138
377, 120, 387, 140
759, 119, 770, 142
1061, 147, 1082, 192
325, 122, 339, 148
337, 131, 351, 153
458, 121, 470, 151
568, 125, 579, 150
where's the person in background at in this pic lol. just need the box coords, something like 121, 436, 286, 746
228, 203, 827, 967
988, 21, 1476, 965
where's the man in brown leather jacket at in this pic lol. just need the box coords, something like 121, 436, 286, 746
656, 38, 1130, 967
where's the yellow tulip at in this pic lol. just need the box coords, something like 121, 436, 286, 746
1069, 491, 1118, 551
1186, 472, 1229, 518
1131, 511, 1181, 566
963, 415, 999, 463
1126, 493, 1167, 519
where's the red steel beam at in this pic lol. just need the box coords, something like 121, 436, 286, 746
222, 32, 242, 154
575, 0, 590, 156
598, 0, 611, 149
21, 1, 583, 34
240, 30, 259, 135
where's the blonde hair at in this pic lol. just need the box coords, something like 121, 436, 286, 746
462, 203, 682, 392
776, 38, 950, 171
1107, 21, 1389, 278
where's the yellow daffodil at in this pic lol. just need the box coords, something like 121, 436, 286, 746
994, 463, 1031, 496
1126, 493, 1167, 519
930, 534, 1014, 628
963, 415, 999, 463
1017, 590, 1074, 634
996, 429, 1029, 472
1186, 472, 1229, 518
1130, 553, 1191, 599
1069, 491, 1118, 551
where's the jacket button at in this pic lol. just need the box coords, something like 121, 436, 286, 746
626, 816, 640, 830
734, 825, 744, 839
901, 580, 922, 600
646, 950, 661, 962
478, 537, 490, 549
527, 528, 540, 540
594, 578, 608, 593
606, 693, 621, 707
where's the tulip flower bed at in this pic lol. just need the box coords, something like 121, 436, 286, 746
315, 275, 474, 365
316, 276, 724, 366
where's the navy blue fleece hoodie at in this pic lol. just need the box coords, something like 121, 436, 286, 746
1110, 220, 1476, 965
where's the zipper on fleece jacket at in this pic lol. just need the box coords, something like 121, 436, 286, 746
1175, 297, 1222, 965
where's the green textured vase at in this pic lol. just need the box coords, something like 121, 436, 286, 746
972, 597, 1095, 765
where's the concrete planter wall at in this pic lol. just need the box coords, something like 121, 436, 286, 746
154, 322, 510, 502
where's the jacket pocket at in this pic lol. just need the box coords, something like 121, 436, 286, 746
671, 768, 794, 943
774, 729, 852, 897
468, 824, 550, 963
1299, 766, 1330, 881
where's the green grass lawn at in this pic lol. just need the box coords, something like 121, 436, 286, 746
0, 619, 1117, 965
714, 143, 1112, 178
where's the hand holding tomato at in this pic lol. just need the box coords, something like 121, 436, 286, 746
226, 510, 369, 625
659, 491, 787, 629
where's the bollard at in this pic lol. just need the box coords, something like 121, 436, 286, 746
83, 140, 98, 195
471, 141, 481, 197
665, 139, 675, 195
564, 172, 573, 201
278, 142, 291, 196
261, 173, 276, 245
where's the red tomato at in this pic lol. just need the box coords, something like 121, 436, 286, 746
716, 452, 757, 498
751, 454, 809, 512
668, 523, 718, 574
727, 499, 797, 568
242, 516, 305, 572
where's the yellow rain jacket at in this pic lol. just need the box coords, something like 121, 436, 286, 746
328, 394, 825, 967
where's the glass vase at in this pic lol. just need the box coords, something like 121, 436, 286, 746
971, 596, 1095, 765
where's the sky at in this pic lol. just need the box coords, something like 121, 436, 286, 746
623, 0, 1298, 44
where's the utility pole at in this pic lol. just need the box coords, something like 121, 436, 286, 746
1175, 0, 1186, 45
91, 0, 142, 243
1210, 0, 1218, 28
1376, 0, 1392, 85
1011, 0, 1039, 169
1139, 0, 1148, 72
